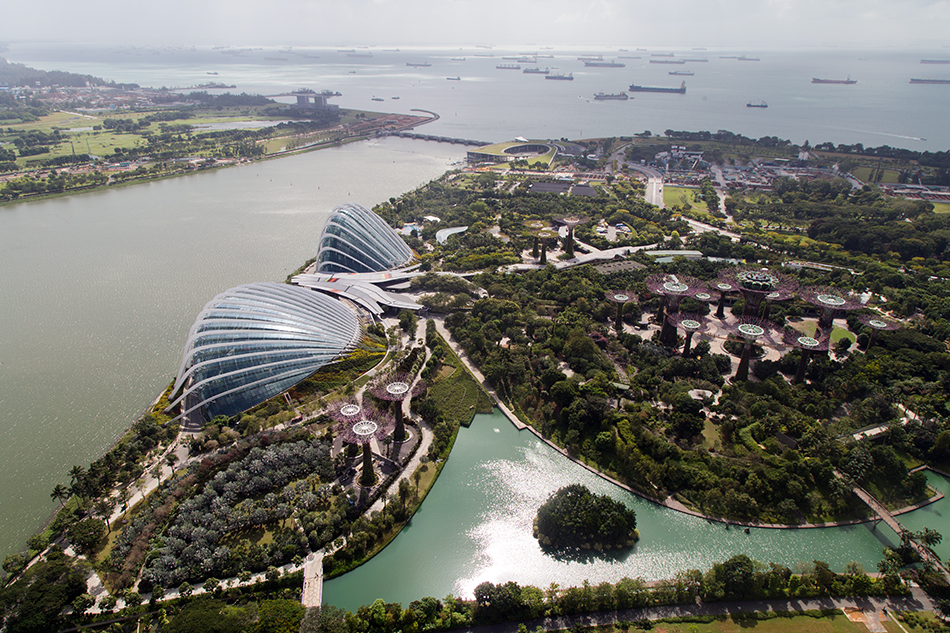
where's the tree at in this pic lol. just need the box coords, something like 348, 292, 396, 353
51, 483, 70, 507
256, 599, 305, 633
3, 553, 27, 575
67, 517, 106, 557
299, 605, 349, 633
178, 581, 194, 598
94, 497, 115, 532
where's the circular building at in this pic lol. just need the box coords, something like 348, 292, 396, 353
167, 282, 363, 424
316, 203, 415, 274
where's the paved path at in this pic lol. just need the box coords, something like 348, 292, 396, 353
301, 551, 325, 608
452, 588, 935, 633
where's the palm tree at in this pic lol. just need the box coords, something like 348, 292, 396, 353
50, 484, 70, 508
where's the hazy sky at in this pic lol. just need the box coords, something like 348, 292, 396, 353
4, 0, 950, 49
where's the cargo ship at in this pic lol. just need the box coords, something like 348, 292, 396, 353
650, 59, 686, 65
496, 64, 521, 70
523, 67, 550, 74
578, 55, 603, 62
746, 100, 768, 108
446, 76, 461, 81
546, 73, 574, 81
585, 60, 625, 67
812, 76, 856, 84
628, 81, 686, 93
406, 62, 431, 67
910, 78, 950, 84
684, 58, 708, 62
594, 92, 630, 100
669, 71, 694, 76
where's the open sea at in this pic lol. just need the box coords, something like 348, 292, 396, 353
6, 42, 950, 151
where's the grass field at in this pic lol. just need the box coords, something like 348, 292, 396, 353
791, 320, 856, 344
664, 186, 708, 211
932, 202, 950, 214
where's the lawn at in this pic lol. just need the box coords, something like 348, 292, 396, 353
932, 202, 950, 214
664, 186, 708, 211
790, 320, 856, 344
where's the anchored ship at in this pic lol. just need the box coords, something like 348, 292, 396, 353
406, 62, 431, 67
812, 76, 856, 84
650, 59, 686, 65
669, 71, 694, 76
585, 60, 626, 67
594, 92, 630, 100
496, 64, 521, 70
746, 100, 768, 108
910, 78, 950, 84
523, 67, 550, 74
545, 73, 574, 81
628, 81, 686, 93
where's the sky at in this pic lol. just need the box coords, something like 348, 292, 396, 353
3, 0, 950, 49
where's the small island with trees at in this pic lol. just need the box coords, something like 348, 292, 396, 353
534, 484, 639, 551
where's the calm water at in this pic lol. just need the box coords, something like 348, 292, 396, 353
322, 410, 930, 610
7, 43, 950, 150
0, 137, 463, 557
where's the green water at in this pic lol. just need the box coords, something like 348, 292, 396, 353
322, 410, 927, 611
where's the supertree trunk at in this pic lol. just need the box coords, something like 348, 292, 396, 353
360, 444, 376, 487
735, 342, 753, 381
716, 294, 727, 319
817, 308, 837, 333
795, 349, 811, 384
614, 303, 624, 334
683, 331, 695, 358
743, 292, 765, 317
393, 405, 406, 442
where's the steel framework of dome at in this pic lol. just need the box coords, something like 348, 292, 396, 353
782, 329, 832, 383
167, 282, 363, 423
799, 285, 864, 333
315, 203, 415, 274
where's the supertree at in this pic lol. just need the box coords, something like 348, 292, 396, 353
332, 401, 394, 487
712, 281, 735, 319
858, 313, 902, 348
367, 372, 426, 443
667, 313, 709, 357
717, 267, 798, 318
554, 214, 589, 258
605, 291, 638, 334
799, 285, 864, 335
782, 329, 831, 384
723, 316, 777, 382
645, 273, 710, 345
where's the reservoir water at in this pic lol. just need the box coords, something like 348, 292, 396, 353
323, 410, 909, 611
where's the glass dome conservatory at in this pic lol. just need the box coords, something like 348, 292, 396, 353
316, 203, 415, 273
167, 282, 363, 422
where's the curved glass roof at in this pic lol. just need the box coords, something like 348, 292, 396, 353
168, 282, 362, 421
316, 203, 414, 273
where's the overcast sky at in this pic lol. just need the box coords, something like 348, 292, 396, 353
4, 0, 949, 49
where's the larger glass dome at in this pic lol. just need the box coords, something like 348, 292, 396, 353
167, 282, 363, 421
316, 203, 415, 273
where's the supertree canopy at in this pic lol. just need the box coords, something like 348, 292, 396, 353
718, 267, 798, 318
554, 214, 589, 258
712, 281, 735, 319
799, 285, 864, 333
667, 313, 709, 357
723, 316, 776, 381
368, 372, 426, 442
645, 273, 710, 345
605, 291, 638, 334
858, 313, 902, 348
782, 329, 831, 383
332, 400, 394, 487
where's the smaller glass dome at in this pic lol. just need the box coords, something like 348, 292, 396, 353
316, 203, 415, 273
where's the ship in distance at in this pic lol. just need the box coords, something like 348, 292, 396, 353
594, 92, 630, 100
650, 59, 686, 65
669, 71, 694, 76
497, 64, 521, 70
406, 62, 431, 67
546, 73, 574, 81
628, 81, 686, 93
446, 76, 461, 81
584, 60, 625, 68
523, 67, 550, 74
910, 78, 950, 84
746, 100, 768, 108
812, 76, 856, 84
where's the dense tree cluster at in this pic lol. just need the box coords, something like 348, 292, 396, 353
535, 484, 638, 549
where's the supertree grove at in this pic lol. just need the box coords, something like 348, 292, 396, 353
717, 266, 798, 318
368, 372, 426, 443
799, 285, 864, 334
332, 400, 394, 487
782, 329, 832, 383
858, 313, 902, 348
666, 313, 710, 357
554, 214, 589, 258
605, 291, 638, 334
723, 316, 776, 382
645, 273, 710, 345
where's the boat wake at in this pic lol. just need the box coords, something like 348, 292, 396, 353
840, 128, 927, 142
